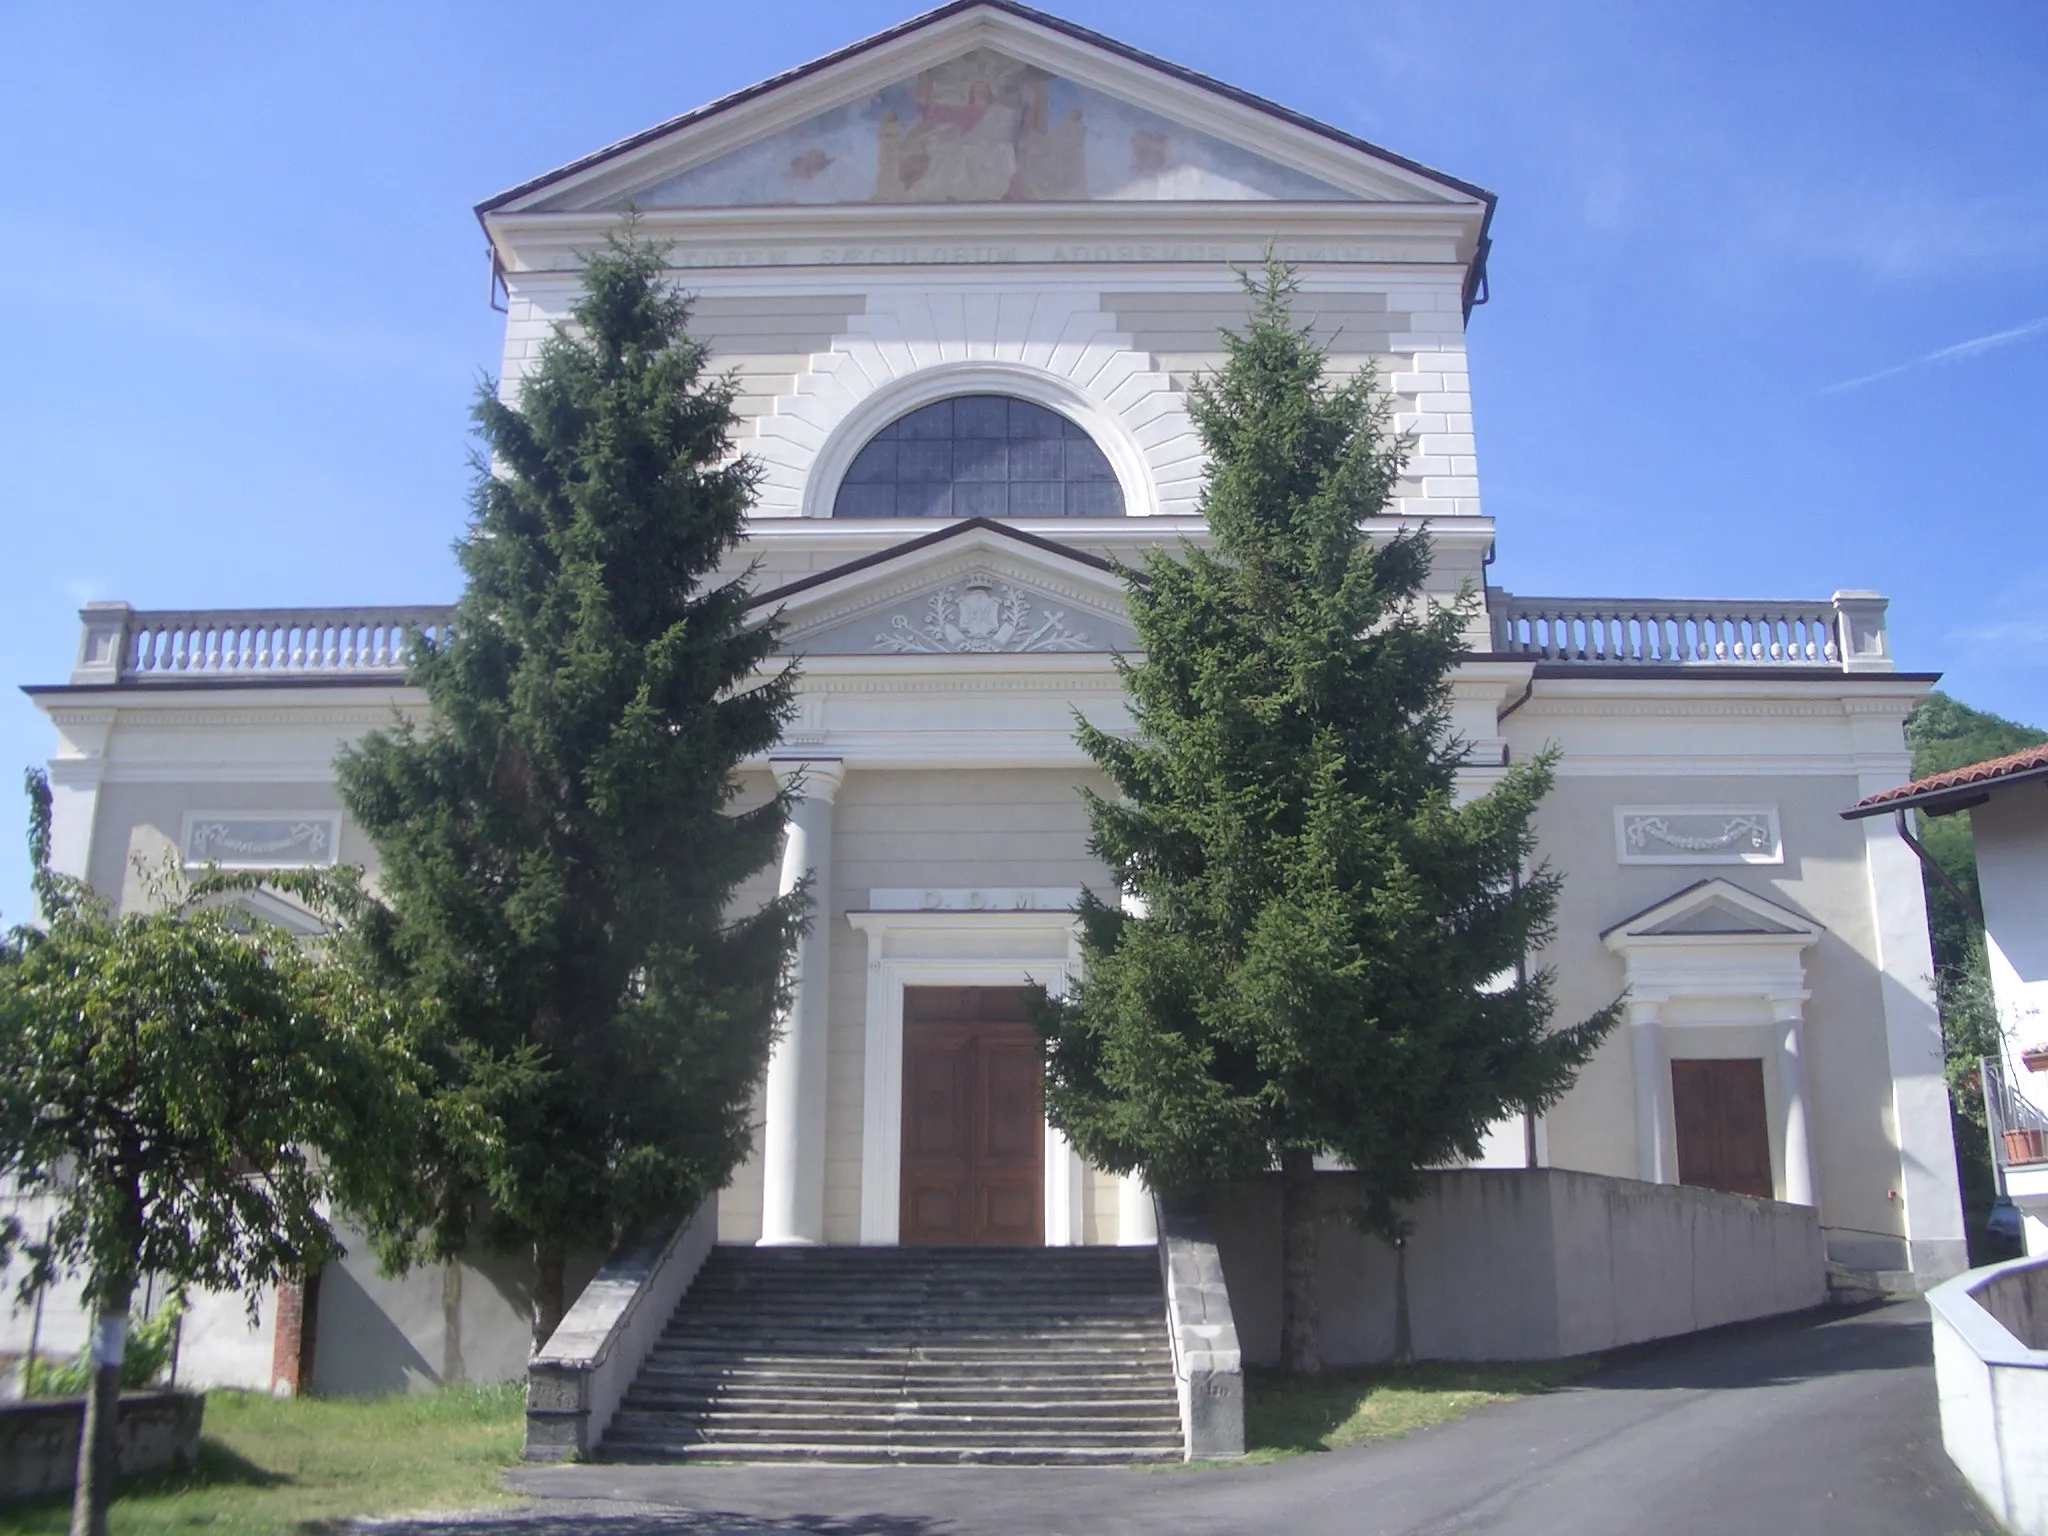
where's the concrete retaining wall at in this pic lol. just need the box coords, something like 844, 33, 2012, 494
1929, 1254, 2048, 1536
0, 1391, 204, 1503
309, 1221, 602, 1396
1211, 1168, 1825, 1367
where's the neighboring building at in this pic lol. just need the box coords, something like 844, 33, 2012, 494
1851, 745, 2048, 1256
6, 1, 1967, 1390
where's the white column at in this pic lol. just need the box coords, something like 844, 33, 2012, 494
1117, 1174, 1158, 1247
1044, 1127, 1084, 1247
1630, 1000, 1670, 1184
758, 759, 843, 1246
1775, 1000, 1819, 1207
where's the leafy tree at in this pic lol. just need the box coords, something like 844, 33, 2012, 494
1904, 691, 2046, 974
0, 773, 423, 1536
1037, 261, 1617, 1373
336, 227, 802, 1344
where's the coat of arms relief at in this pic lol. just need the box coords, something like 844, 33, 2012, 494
874, 575, 1096, 654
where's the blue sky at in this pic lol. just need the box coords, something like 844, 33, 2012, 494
1, 1, 2044, 922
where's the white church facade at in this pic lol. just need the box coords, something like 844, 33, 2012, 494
10, 0, 1968, 1394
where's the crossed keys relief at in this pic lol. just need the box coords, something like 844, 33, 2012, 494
875, 576, 1095, 654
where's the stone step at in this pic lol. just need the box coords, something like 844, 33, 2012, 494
672, 1298, 1164, 1316
608, 1420, 1183, 1448
663, 1318, 1163, 1327
603, 1244, 1180, 1466
664, 1326, 1163, 1342
655, 1343, 1171, 1351
638, 1343, 1171, 1368
630, 1372, 1176, 1399
633, 1380, 1174, 1401
601, 1441, 1184, 1466
620, 1414, 1182, 1438
625, 1392, 1179, 1416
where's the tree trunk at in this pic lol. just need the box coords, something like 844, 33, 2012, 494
71, 1276, 134, 1536
532, 1246, 567, 1352
1279, 1148, 1322, 1375
1391, 1236, 1414, 1365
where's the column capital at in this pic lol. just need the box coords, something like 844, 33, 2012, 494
771, 757, 845, 803
1768, 993, 1809, 1025
1626, 996, 1666, 1027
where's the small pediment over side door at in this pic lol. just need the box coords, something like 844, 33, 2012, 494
760, 522, 1138, 658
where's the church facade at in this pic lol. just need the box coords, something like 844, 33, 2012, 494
17, 1, 1968, 1381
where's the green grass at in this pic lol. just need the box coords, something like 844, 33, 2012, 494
1237, 1358, 1593, 1464
1, 1383, 527, 1535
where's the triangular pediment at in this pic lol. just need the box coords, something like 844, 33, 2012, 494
1602, 879, 1823, 948
757, 519, 1137, 657
631, 47, 1355, 209
482, 4, 1488, 215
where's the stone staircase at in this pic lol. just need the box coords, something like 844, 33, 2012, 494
601, 1245, 1185, 1464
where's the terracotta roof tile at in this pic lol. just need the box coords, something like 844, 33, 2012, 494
1853, 742, 2048, 812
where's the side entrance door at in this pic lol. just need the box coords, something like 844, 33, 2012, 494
1671, 1057, 1774, 1199
900, 986, 1045, 1245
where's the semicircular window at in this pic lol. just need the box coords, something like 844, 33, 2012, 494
832, 394, 1125, 519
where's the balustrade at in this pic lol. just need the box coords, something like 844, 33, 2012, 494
75, 606, 455, 683
1488, 592, 1887, 671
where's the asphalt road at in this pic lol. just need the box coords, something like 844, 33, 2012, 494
360, 1300, 1995, 1536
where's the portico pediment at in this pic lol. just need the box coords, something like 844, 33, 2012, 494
1603, 879, 1823, 946
480, 4, 1489, 218
756, 518, 1137, 657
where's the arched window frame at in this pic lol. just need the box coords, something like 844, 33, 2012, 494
800, 363, 1156, 520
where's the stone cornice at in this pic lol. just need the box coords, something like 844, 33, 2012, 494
490, 202, 1481, 277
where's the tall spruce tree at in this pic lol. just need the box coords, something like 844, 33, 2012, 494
338, 229, 802, 1343
1038, 261, 1618, 1372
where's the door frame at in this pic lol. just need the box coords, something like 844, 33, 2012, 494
847, 902, 1084, 1247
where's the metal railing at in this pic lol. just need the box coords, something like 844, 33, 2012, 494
1986, 1055, 2048, 1171
1488, 591, 1890, 671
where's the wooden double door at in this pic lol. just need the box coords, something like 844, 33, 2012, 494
1672, 1058, 1774, 1200
899, 986, 1045, 1246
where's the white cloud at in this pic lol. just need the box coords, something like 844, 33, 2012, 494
1820, 314, 2048, 394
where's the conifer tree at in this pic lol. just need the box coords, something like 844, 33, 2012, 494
338, 228, 802, 1343
1039, 261, 1617, 1373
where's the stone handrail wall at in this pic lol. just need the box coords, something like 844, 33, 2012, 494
1489, 590, 1892, 672
524, 1196, 718, 1463
70, 602, 456, 685
0, 1390, 204, 1501
1928, 1254, 2048, 1535
1156, 1197, 1245, 1461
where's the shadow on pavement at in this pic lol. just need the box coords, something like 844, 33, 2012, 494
359, 1514, 944, 1535
1568, 1300, 1932, 1394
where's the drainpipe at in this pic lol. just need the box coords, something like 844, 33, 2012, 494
1892, 808, 1982, 926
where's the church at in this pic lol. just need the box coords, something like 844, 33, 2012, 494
11, 0, 1965, 1436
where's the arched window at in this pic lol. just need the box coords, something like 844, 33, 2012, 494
832, 394, 1125, 519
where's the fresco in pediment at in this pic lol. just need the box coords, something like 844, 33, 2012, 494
633, 49, 1356, 207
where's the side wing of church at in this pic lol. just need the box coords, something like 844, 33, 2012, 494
14, 0, 1965, 1400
